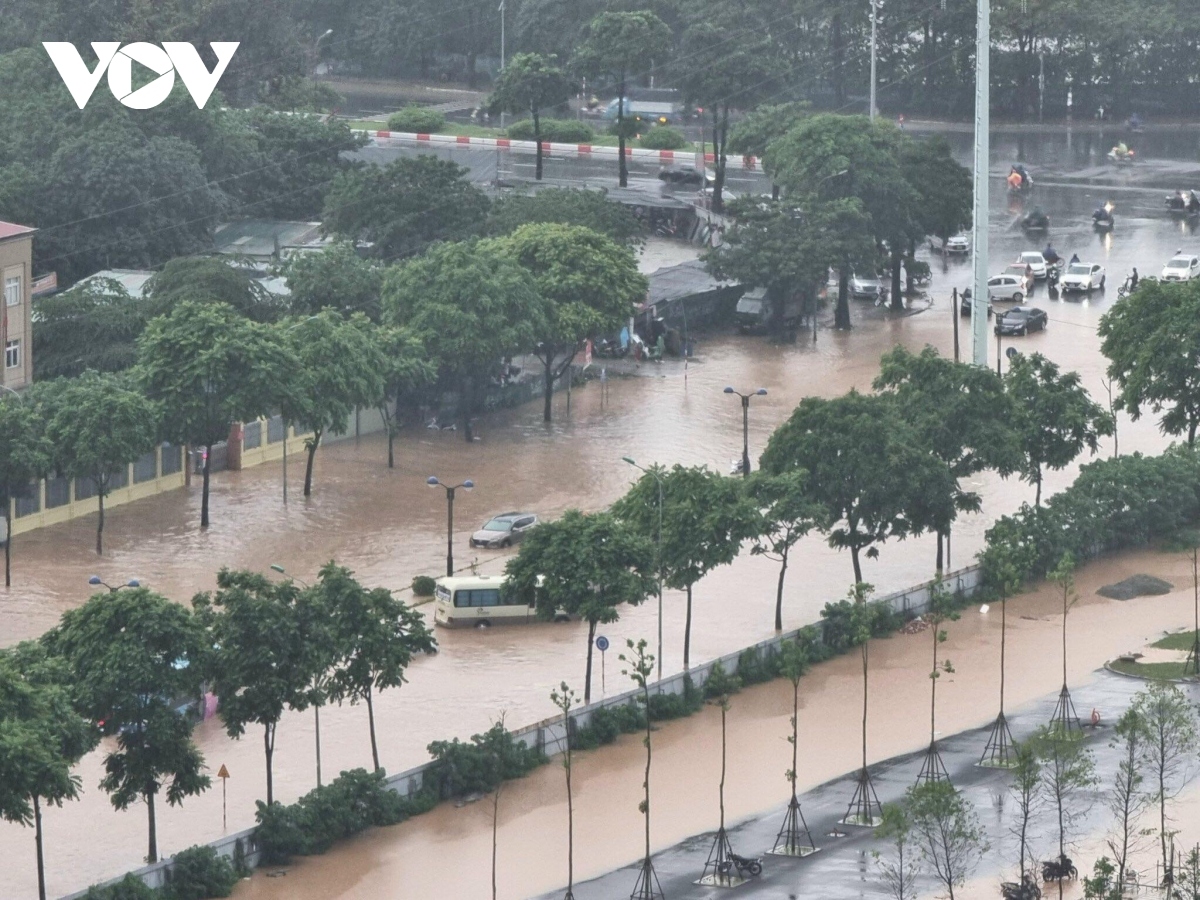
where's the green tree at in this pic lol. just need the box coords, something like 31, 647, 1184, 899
1033, 726, 1098, 889
375, 326, 436, 469
145, 257, 284, 323
614, 465, 758, 668
1099, 279, 1200, 445
486, 188, 644, 248
620, 638, 660, 897
36, 372, 159, 555
727, 101, 811, 197
281, 241, 384, 321
32, 277, 152, 380
322, 156, 490, 261
760, 391, 957, 584
747, 470, 826, 631
0, 395, 49, 586
1008, 741, 1044, 886
1083, 857, 1123, 900
320, 563, 436, 772
499, 222, 646, 422
1106, 707, 1151, 886
1132, 681, 1198, 881
193, 569, 331, 806
873, 802, 920, 900
921, 577, 959, 769
875, 345, 1020, 571
573, 11, 672, 188
487, 53, 575, 181
137, 301, 294, 528
43, 587, 211, 863
382, 239, 547, 441
905, 780, 987, 900
775, 638, 815, 856
0, 642, 97, 900
1004, 353, 1114, 507
505, 510, 654, 702
550, 682, 578, 899
900, 136, 972, 279
277, 312, 387, 496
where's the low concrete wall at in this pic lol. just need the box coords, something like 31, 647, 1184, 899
62, 564, 982, 898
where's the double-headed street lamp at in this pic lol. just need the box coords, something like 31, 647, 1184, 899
723, 387, 768, 478
427, 476, 474, 577
622, 457, 664, 680
88, 574, 140, 593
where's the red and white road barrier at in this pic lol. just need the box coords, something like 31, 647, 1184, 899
359, 129, 761, 171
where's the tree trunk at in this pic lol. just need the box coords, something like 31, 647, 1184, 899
96, 488, 105, 555
34, 795, 45, 900
1035, 469, 1043, 508
889, 251, 904, 311
146, 787, 158, 863
5, 502, 11, 588
935, 528, 944, 574
462, 376, 475, 443
617, 78, 628, 188
366, 685, 380, 772
774, 547, 789, 631
543, 355, 555, 423
303, 429, 321, 497
584, 619, 596, 703
264, 722, 276, 806
315, 705, 322, 787
851, 543, 863, 585
684, 583, 693, 668
533, 105, 543, 181
200, 443, 213, 528
836, 267, 851, 330
380, 405, 395, 469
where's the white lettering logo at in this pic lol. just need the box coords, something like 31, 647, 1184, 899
42, 42, 240, 109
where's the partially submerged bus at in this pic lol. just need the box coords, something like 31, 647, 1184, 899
434, 575, 571, 627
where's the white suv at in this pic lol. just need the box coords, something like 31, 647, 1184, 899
1059, 262, 1106, 293
1161, 255, 1200, 282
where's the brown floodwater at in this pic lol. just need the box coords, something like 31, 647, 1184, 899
231, 548, 1199, 900
0, 208, 1190, 897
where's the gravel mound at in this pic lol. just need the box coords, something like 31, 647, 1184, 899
1098, 574, 1174, 601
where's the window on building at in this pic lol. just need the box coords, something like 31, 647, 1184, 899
5, 339, 19, 369
5, 275, 20, 307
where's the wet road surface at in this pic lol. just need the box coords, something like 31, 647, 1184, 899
7, 142, 1200, 897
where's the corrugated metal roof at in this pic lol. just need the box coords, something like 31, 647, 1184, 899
646, 259, 733, 304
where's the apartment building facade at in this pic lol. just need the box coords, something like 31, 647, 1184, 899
0, 220, 36, 390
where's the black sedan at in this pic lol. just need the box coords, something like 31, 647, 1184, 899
994, 306, 1047, 336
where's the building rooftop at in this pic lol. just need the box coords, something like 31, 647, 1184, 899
82, 269, 155, 296
0, 220, 36, 242
212, 220, 329, 260
646, 259, 734, 305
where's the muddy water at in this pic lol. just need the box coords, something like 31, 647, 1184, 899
234, 549, 1198, 900
1, 191, 1196, 897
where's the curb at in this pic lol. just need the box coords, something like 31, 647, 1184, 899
359, 129, 762, 172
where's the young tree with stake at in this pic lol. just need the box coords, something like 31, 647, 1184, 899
621, 639, 663, 900
917, 577, 958, 784
773, 639, 817, 856
505, 510, 654, 703
1034, 726, 1098, 897
550, 683, 578, 900
1049, 554, 1082, 736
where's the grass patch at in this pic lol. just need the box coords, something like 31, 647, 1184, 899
1152, 630, 1200, 651
1109, 658, 1193, 679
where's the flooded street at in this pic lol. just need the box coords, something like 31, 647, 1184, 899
6, 144, 1200, 897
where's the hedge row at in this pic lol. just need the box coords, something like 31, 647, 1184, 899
980, 447, 1200, 589
83, 847, 238, 900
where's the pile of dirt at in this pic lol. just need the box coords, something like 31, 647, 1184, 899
1097, 574, 1174, 601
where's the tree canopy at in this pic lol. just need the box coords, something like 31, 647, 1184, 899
282, 242, 384, 321
32, 278, 152, 380
0, 396, 49, 586
487, 53, 575, 181
487, 188, 644, 248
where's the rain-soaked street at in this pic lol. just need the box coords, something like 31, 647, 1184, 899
7, 130, 1200, 897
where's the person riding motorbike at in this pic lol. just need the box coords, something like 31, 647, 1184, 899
1007, 169, 1023, 191
1070, 253, 1080, 265
1043, 244, 1061, 265
1093, 204, 1113, 226
1130, 268, 1139, 291
1024, 206, 1049, 229
1189, 192, 1200, 215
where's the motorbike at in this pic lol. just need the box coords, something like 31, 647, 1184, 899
1041, 854, 1078, 882
1093, 208, 1115, 232
1107, 147, 1136, 165
1046, 261, 1062, 287
1001, 874, 1043, 900
594, 336, 629, 359
1021, 212, 1050, 233
717, 853, 763, 878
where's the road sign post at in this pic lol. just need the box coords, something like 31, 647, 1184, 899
217, 764, 230, 832
596, 635, 609, 695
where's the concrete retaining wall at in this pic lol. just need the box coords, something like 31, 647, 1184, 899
62, 564, 981, 898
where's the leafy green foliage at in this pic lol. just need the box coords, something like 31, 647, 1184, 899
425, 721, 546, 800
0, 396, 50, 582
904, 780, 987, 896
506, 119, 595, 143
161, 846, 236, 900
637, 126, 687, 150
146, 258, 284, 324
701, 661, 741, 698
411, 575, 437, 597
82, 875, 157, 900
488, 53, 575, 179
747, 470, 827, 630
486, 188, 643, 247
32, 278, 153, 380
819, 593, 904, 652
726, 103, 811, 158
322, 156, 490, 261
386, 106, 447, 133
281, 242, 383, 321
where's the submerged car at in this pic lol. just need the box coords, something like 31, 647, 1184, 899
469, 513, 539, 549
931, 233, 970, 254
849, 273, 887, 301
1059, 262, 1106, 293
994, 306, 1048, 335
1161, 254, 1200, 282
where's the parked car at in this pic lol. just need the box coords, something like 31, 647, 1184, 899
986, 273, 1026, 303
850, 273, 887, 301
1160, 254, 1200, 282
960, 292, 993, 317
469, 512, 539, 549
931, 233, 970, 254
1018, 251, 1049, 280
1003, 264, 1036, 293
1059, 262, 1106, 293
994, 306, 1048, 335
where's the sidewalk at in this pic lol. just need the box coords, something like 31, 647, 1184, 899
535, 670, 1151, 900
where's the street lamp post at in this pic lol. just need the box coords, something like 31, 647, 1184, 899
427, 477, 474, 577
88, 575, 140, 594
623, 457, 664, 680
723, 387, 768, 478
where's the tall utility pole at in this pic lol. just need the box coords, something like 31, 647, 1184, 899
970, 0, 990, 366
498, 0, 506, 128
869, 0, 878, 119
